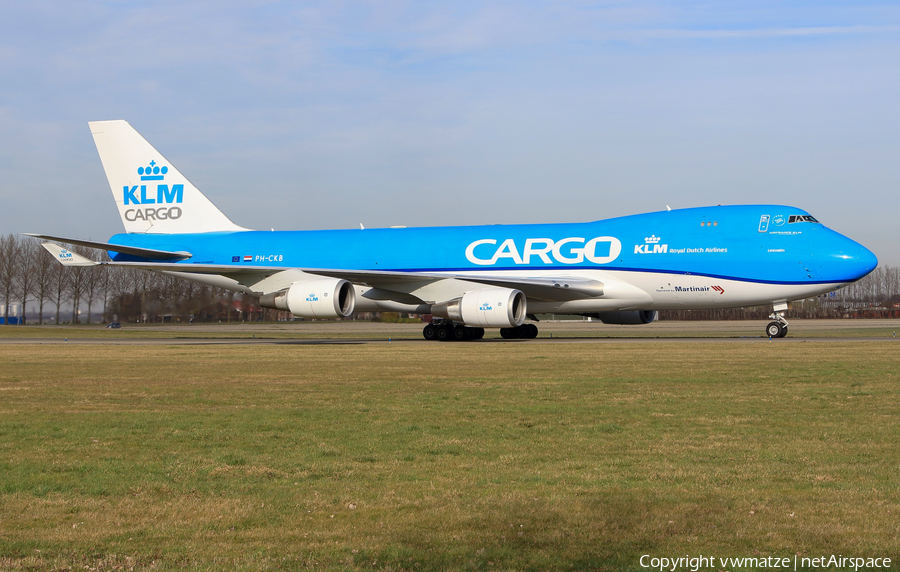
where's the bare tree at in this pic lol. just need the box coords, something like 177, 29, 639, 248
15, 238, 38, 325
133, 267, 157, 322
0, 234, 20, 324
109, 266, 159, 322
30, 239, 55, 324
98, 265, 114, 322
76, 246, 106, 324
50, 251, 70, 324
102, 265, 127, 322
68, 266, 88, 324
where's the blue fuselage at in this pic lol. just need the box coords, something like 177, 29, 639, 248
107, 205, 876, 286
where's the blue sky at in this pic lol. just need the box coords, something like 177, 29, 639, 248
2, 1, 898, 264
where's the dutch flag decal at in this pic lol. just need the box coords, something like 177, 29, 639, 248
243, 255, 252, 262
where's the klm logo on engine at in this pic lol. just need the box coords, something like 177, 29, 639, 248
122, 161, 184, 222
634, 235, 667, 254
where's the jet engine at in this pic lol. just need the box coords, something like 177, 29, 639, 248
259, 278, 356, 319
431, 287, 526, 328
590, 310, 657, 325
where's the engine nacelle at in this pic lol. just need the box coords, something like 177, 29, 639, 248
432, 287, 526, 328
259, 278, 356, 319
591, 310, 658, 325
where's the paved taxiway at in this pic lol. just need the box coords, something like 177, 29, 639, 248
1, 319, 898, 345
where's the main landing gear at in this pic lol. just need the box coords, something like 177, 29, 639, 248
765, 302, 790, 338
500, 323, 538, 339
421, 321, 538, 341
422, 321, 485, 341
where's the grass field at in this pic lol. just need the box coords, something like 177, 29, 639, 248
1, 332, 899, 570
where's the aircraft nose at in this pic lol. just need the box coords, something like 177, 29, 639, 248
817, 232, 877, 282
855, 243, 878, 279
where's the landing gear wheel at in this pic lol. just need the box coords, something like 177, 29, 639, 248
422, 324, 437, 341
767, 304, 790, 339
470, 327, 485, 340
766, 321, 785, 338
436, 325, 452, 341
500, 324, 538, 339
452, 326, 471, 341
521, 324, 539, 339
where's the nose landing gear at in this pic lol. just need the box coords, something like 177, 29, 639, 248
765, 302, 790, 338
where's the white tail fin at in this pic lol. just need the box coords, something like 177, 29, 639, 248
89, 120, 247, 234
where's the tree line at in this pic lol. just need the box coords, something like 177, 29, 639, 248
0, 234, 262, 324
1, 233, 898, 325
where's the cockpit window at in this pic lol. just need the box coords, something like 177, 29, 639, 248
788, 215, 819, 224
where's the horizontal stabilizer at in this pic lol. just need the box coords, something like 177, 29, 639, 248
23, 233, 192, 261
40, 243, 99, 267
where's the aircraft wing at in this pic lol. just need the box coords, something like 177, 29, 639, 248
302, 268, 604, 301
59, 258, 604, 302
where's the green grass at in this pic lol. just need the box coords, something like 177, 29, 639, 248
0, 322, 356, 339
0, 342, 898, 570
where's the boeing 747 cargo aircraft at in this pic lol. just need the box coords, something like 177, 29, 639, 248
31, 120, 877, 340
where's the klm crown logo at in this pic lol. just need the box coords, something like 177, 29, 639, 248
635, 234, 667, 254
138, 160, 169, 181
123, 159, 183, 206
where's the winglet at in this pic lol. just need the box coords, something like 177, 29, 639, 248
41, 243, 99, 267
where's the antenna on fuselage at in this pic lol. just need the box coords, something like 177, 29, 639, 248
666, 205, 671, 212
